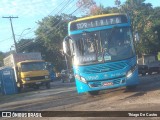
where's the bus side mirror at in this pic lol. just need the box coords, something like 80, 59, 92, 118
134, 32, 140, 42
63, 36, 72, 57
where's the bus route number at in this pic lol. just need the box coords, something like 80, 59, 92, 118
76, 23, 88, 29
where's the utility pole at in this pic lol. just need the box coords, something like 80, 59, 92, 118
2, 16, 18, 53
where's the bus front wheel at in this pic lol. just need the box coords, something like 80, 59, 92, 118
88, 91, 99, 96
126, 85, 137, 91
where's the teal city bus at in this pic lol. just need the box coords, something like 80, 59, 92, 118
63, 13, 139, 95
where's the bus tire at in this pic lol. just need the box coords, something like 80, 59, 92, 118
88, 91, 99, 96
126, 85, 137, 91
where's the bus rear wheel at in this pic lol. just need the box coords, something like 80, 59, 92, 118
88, 91, 99, 96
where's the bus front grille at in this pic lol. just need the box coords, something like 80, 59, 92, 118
83, 62, 127, 74
88, 78, 125, 88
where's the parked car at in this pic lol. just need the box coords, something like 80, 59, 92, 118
138, 65, 148, 76
60, 69, 74, 83
138, 54, 160, 75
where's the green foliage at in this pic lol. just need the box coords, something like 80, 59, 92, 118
17, 39, 35, 53
35, 14, 76, 51
0, 52, 4, 67
17, 14, 76, 71
34, 14, 76, 71
120, 0, 159, 55
77, 0, 160, 55
17, 1, 160, 70
76, 0, 96, 15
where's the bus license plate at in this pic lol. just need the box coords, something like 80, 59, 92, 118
103, 82, 113, 86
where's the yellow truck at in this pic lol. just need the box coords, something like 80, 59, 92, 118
3, 52, 51, 91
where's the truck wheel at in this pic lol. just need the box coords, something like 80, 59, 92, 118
46, 82, 51, 89
17, 82, 22, 93
126, 85, 137, 91
88, 91, 99, 96
18, 87, 22, 93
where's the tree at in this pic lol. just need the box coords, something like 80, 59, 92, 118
76, 0, 96, 15
120, 0, 157, 55
17, 39, 35, 53
79, 0, 160, 55
88, 4, 120, 15
0, 52, 4, 67
34, 14, 76, 71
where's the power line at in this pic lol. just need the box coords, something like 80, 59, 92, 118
49, 0, 75, 28
0, 37, 12, 43
44, 2, 85, 37
17, 0, 88, 51
2, 1, 73, 52
20, 0, 74, 40
56, 0, 74, 15
37, 0, 77, 36
13, 0, 68, 42
25, 0, 76, 39
2, 16, 18, 53
19, 1, 82, 50
48, 0, 67, 15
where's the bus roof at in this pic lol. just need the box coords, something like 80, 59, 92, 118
69, 13, 126, 24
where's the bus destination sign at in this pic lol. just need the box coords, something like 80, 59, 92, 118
70, 15, 128, 31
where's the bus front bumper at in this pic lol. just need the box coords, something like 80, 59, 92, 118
75, 69, 139, 94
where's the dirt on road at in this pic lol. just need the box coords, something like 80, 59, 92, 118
1, 74, 160, 119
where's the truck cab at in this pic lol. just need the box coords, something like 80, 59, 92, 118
16, 60, 51, 90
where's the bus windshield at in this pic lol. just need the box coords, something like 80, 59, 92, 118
71, 27, 135, 65
21, 62, 46, 72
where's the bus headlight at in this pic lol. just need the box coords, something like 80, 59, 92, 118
126, 70, 133, 78
25, 78, 30, 80
75, 74, 87, 83
126, 65, 137, 78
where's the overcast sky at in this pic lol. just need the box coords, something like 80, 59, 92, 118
0, 0, 159, 52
